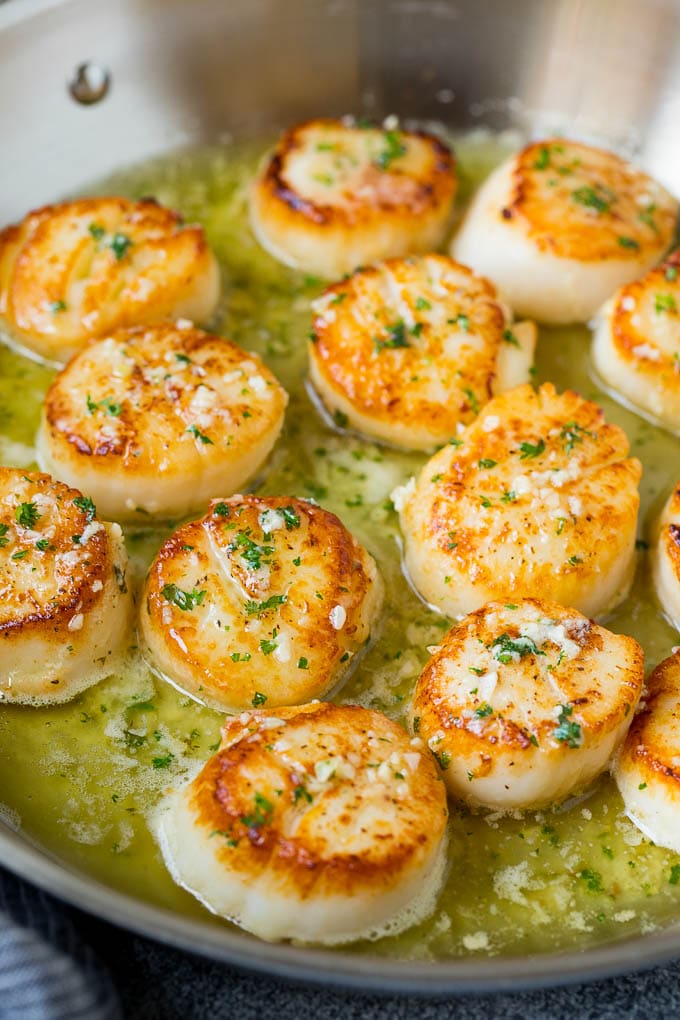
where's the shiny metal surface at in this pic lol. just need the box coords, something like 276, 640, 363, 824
1, 0, 680, 992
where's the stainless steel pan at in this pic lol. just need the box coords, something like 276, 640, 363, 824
2, 0, 680, 993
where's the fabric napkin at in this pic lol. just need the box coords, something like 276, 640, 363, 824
0, 866, 121, 1020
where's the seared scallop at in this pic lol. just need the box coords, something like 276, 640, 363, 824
36, 323, 288, 524
451, 138, 678, 324
308, 254, 536, 451
140, 496, 384, 712
614, 651, 680, 853
249, 117, 456, 278
652, 482, 680, 630
157, 702, 448, 942
0, 197, 220, 364
592, 251, 680, 431
394, 383, 641, 619
412, 598, 644, 810
0, 467, 132, 705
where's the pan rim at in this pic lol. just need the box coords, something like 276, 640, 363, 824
2, 824, 679, 993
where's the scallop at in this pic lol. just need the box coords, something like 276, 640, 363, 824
36, 323, 288, 524
249, 117, 457, 279
652, 481, 680, 630
308, 254, 536, 451
140, 496, 384, 712
394, 382, 641, 619
0, 197, 220, 364
0, 468, 132, 705
592, 251, 680, 431
614, 651, 680, 853
451, 138, 678, 325
157, 702, 448, 943
412, 598, 644, 810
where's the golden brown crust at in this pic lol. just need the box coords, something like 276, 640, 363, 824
309, 255, 520, 448
41, 324, 285, 478
506, 139, 678, 261
188, 703, 447, 897
260, 119, 455, 227
141, 496, 383, 710
397, 382, 642, 618
0, 468, 109, 638
0, 197, 219, 362
607, 249, 680, 390
413, 600, 643, 756
620, 654, 680, 788
250, 118, 457, 277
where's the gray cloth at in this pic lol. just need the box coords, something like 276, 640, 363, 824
0, 869, 121, 1020
2, 864, 680, 1019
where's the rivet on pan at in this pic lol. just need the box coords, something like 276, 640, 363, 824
68, 62, 111, 105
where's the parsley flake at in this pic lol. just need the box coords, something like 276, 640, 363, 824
15, 502, 40, 528
553, 703, 582, 748
161, 583, 206, 611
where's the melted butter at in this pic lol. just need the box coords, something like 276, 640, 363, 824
0, 132, 679, 957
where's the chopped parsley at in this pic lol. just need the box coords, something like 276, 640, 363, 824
475, 703, 493, 718
374, 320, 409, 353
519, 438, 545, 460
502, 328, 519, 347
297, 657, 309, 669
241, 792, 274, 829
228, 532, 274, 571
434, 750, 451, 770
452, 313, 470, 332
73, 495, 96, 522
416, 296, 431, 311
333, 410, 349, 429
88, 222, 106, 240
464, 387, 479, 414
579, 868, 603, 893
186, 424, 214, 444
11, 550, 28, 561
152, 752, 174, 769
48, 299, 67, 313
490, 632, 543, 664
560, 420, 596, 453
501, 490, 517, 504
533, 146, 550, 170
553, 703, 582, 748
617, 235, 639, 249
213, 502, 230, 517
15, 502, 40, 528
670, 864, 680, 885
281, 505, 301, 529
110, 232, 133, 260
572, 185, 613, 214
293, 784, 313, 804
87, 393, 121, 416
478, 459, 497, 470
230, 652, 252, 662
375, 130, 407, 170
665, 265, 678, 282
655, 292, 677, 314
259, 637, 277, 656
0, 523, 9, 547
161, 583, 206, 611
35, 539, 51, 551
245, 593, 287, 616
251, 691, 268, 707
